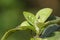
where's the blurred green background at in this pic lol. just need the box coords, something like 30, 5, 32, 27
0, 0, 60, 40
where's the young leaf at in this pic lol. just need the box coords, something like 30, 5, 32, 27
36, 8, 53, 23
20, 21, 31, 26
36, 22, 45, 34
23, 11, 36, 25
18, 21, 35, 32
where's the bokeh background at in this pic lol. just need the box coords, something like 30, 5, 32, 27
0, 0, 60, 40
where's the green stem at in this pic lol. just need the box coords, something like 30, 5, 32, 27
45, 18, 60, 26
34, 20, 40, 36
1, 28, 21, 40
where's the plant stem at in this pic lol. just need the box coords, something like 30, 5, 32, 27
45, 18, 60, 26
34, 20, 40, 36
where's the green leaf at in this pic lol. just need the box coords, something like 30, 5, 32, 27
44, 32, 60, 40
30, 31, 60, 40
18, 21, 35, 32
30, 38, 34, 40
23, 11, 36, 25
36, 8, 53, 23
41, 24, 59, 38
20, 21, 31, 26
36, 22, 45, 28
30, 32, 60, 40
36, 22, 45, 34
